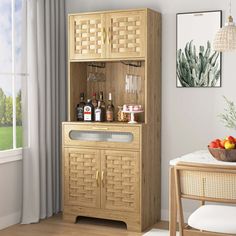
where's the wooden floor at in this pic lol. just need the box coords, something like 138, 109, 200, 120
0, 214, 168, 236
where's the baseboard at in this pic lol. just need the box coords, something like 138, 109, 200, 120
0, 211, 21, 230
161, 209, 169, 221
161, 209, 191, 222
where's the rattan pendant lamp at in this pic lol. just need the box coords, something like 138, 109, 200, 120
213, 0, 236, 52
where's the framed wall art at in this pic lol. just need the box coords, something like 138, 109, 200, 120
176, 11, 222, 88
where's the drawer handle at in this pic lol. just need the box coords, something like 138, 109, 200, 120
96, 170, 100, 187
103, 27, 106, 44
92, 127, 109, 130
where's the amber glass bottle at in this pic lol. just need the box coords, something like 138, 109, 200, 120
106, 93, 114, 122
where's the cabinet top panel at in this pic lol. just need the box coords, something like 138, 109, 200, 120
68, 8, 159, 17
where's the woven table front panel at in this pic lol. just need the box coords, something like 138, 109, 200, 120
180, 170, 236, 200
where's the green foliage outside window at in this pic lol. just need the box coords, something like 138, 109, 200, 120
0, 88, 22, 126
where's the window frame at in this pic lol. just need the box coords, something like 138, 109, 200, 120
0, 148, 22, 164
0, 0, 24, 161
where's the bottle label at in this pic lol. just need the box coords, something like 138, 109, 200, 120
106, 111, 113, 121
84, 106, 92, 121
77, 107, 84, 121
95, 110, 101, 122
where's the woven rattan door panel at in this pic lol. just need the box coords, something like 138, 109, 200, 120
101, 150, 140, 212
106, 11, 145, 59
69, 14, 106, 60
64, 148, 101, 208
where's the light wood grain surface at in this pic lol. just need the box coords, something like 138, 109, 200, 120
141, 9, 161, 230
69, 9, 147, 61
169, 167, 177, 236
65, 8, 161, 232
63, 123, 142, 231
68, 61, 146, 122
63, 123, 141, 150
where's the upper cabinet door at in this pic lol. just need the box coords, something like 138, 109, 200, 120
69, 14, 106, 60
106, 11, 146, 59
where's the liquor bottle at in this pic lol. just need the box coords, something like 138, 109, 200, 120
76, 92, 85, 121
99, 91, 106, 109
99, 91, 106, 121
84, 99, 94, 122
95, 101, 103, 122
106, 93, 114, 122
91, 93, 98, 109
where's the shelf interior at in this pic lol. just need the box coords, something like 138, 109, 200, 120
69, 60, 146, 122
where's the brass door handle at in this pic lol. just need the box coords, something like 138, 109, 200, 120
96, 170, 100, 187
103, 28, 106, 44
108, 27, 111, 44
101, 171, 105, 187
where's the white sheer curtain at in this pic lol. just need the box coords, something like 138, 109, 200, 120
21, 0, 66, 223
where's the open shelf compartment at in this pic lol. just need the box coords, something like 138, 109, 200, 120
69, 60, 146, 123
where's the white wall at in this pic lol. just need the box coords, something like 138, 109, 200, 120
66, 0, 236, 221
0, 160, 22, 229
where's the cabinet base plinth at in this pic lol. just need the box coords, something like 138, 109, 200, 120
63, 207, 142, 232
62, 212, 77, 223
125, 221, 142, 232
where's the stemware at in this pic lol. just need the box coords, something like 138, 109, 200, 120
87, 66, 106, 82
125, 73, 141, 93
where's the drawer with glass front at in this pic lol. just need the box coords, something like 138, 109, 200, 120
63, 123, 141, 150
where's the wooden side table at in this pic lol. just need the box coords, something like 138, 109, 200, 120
169, 166, 177, 236
169, 150, 236, 236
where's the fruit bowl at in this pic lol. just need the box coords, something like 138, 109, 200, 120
208, 146, 236, 162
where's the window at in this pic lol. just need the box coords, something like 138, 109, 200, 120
0, 0, 25, 151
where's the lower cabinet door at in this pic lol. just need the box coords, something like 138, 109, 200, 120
64, 148, 101, 208
101, 150, 140, 212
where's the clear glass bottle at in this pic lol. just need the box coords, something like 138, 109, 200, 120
106, 93, 114, 122
84, 99, 94, 122
76, 92, 85, 121
95, 101, 103, 122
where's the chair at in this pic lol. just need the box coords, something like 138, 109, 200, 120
174, 163, 236, 236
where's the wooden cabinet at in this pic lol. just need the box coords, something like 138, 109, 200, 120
64, 8, 161, 232
101, 150, 140, 212
69, 10, 146, 60
63, 123, 142, 231
64, 145, 140, 212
